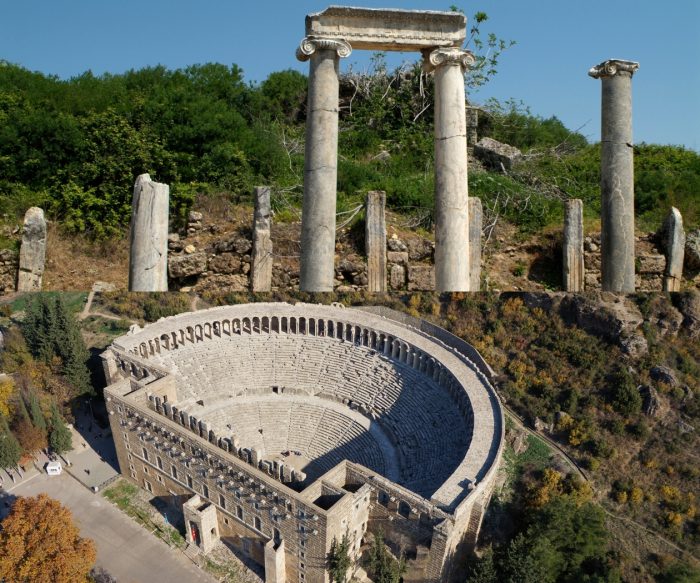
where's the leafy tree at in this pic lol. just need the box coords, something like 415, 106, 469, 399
48, 401, 72, 455
0, 427, 21, 469
465, 547, 497, 583
609, 366, 642, 417
22, 294, 92, 396
327, 534, 352, 583
0, 378, 15, 419
367, 531, 405, 583
0, 494, 96, 583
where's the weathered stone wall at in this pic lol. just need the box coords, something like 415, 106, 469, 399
0, 249, 18, 294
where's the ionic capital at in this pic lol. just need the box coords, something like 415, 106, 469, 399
588, 59, 639, 79
423, 47, 475, 73
296, 37, 352, 62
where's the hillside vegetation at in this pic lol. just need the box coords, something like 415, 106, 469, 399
1, 59, 698, 245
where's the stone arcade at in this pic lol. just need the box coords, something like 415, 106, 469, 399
297, 7, 475, 292
102, 303, 503, 583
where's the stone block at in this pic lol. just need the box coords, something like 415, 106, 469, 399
390, 265, 406, 289
387, 237, 408, 252
168, 252, 207, 279
387, 251, 409, 265
473, 137, 522, 171
637, 254, 665, 273
407, 265, 435, 291
208, 253, 242, 275
215, 236, 252, 255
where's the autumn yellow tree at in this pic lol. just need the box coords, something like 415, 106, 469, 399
0, 494, 96, 583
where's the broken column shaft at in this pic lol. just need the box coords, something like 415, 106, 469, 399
129, 173, 169, 292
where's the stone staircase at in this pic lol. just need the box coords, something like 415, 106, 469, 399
183, 542, 201, 564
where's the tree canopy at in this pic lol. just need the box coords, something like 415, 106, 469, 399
0, 494, 96, 583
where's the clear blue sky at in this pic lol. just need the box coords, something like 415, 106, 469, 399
1, 0, 698, 150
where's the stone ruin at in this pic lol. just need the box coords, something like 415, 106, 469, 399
16, 207, 47, 292
296, 6, 476, 293
102, 302, 504, 583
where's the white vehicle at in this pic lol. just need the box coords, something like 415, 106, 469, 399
45, 461, 63, 476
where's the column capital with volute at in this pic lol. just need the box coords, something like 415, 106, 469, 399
296, 37, 353, 62
422, 47, 475, 73
588, 59, 639, 79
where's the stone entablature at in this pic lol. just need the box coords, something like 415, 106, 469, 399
303, 6, 466, 52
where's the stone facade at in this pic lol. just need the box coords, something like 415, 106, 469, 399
102, 303, 503, 583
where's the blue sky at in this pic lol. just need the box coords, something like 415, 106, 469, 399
1, 0, 698, 150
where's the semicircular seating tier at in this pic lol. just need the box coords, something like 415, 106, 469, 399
110, 303, 503, 511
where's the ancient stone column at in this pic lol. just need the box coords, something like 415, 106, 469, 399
128, 173, 169, 292
365, 191, 387, 293
297, 37, 352, 292
425, 47, 475, 292
468, 197, 482, 291
589, 59, 639, 293
563, 199, 585, 292
250, 186, 273, 292
16, 207, 47, 292
661, 207, 685, 292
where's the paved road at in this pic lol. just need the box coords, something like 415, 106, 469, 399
3, 473, 216, 583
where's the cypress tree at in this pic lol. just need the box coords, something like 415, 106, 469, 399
48, 402, 72, 455
27, 389, 47, 433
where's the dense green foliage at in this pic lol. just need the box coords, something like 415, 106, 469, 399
327, 535, 352, 583
2, 35, 696, 241
22, 294, 92, 395
48, 401, 72, 455
0, 418, 21, 469
366, 531, 405, 583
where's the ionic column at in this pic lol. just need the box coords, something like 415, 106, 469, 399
424, 47, 475, 292
296, 37, 352, 292
129, 173, 169, 291
589, 59, 639, 292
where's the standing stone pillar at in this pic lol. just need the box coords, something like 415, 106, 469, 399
296, 37, 352, 292
128, 173, 169, 291
365, 191, 387, 293
563, 199, 585, 292
251, 186, 273, 292
16, 207, 47, 292
468, 197, 482, 291
661, 207, 685, 292
589, 59, 639, 293
425, 47, 475, 292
